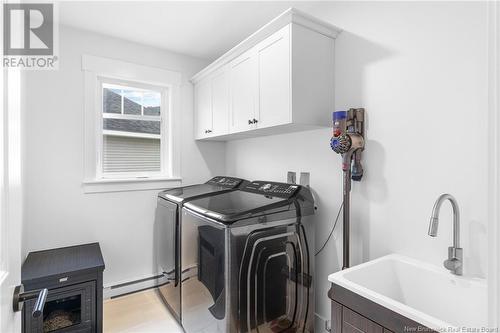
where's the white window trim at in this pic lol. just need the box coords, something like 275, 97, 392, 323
82, 55, 182, 193
82, 177, 182, 194
97, 77, 167, 180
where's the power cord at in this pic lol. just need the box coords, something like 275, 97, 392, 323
315, 201, 344, 256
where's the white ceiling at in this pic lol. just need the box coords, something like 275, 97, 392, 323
59, 1, 322, 61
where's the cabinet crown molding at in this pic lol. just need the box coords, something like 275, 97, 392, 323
191, 7, 341, 84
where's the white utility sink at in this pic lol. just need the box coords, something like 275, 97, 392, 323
328, 254, 487, 330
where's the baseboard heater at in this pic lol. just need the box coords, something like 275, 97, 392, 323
104, 274, 165, 299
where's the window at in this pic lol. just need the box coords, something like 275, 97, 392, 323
82, 55, 181, 193
100, 81, 165, 178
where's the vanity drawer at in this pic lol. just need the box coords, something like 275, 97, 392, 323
342, 307, 383, 333
329, 283, 434, 333
331, 300, 392, 333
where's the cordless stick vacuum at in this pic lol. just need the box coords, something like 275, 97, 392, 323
330, 109, 365, 269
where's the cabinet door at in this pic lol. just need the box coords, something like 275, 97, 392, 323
194, 79, 212, 139
229, 51, 257, 133
256, 25, 291, 129
211, 69, 229, 136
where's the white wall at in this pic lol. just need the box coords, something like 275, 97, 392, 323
22, 26, 225, 287
225, 1, 489, 326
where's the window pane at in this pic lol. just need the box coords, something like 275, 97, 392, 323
103, 88, 121, 114
123, 89, 142, 115
103, 118, 160, 135
103, 135, 160, 173
101, 82, 164, 176
143, 91, 161, 116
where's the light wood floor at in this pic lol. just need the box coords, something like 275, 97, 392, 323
104, 289, 183, 333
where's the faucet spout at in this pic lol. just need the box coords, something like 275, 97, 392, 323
428, 216, 439, 237
427, 193, 463, 275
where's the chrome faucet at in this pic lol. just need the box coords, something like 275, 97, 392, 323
428, 194, 463, 275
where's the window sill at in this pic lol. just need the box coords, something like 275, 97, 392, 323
82, 177, 182, 193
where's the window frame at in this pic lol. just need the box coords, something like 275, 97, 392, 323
97, 77, 168, 180
82, 55, 181, 193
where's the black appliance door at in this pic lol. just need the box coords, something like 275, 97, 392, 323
24, 281, 95, 333
159, 184, 227, 203
238, 225, 311, 333
184, 191, 290, 223
154, 198, 181, 322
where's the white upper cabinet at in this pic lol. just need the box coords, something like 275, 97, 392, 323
255, 25, 291, 130
229, 51, 257, 133
194, 66, 230, 139
194, 79, 212, 139
191, 8, 340, 140
211, 68, 230, 136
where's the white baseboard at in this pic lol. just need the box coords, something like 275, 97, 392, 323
315, 313, 331, 333
103, 274, 165, 299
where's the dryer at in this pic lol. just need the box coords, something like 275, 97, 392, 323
181, 180, 315, 333
154, 176, 248, 323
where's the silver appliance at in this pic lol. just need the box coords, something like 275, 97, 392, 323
154, 176, 248, 323
180, 180, 315, 333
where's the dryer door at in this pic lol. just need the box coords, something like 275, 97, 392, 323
238, 224, 311, 333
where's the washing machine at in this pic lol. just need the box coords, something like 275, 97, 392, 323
154, 176, 248, 323
180, 180, 315, 333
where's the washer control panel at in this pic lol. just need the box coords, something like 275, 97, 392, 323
206, 176, 245, 188
243, 181, 300, 198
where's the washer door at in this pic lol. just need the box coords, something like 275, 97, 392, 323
238, 225, 311, 333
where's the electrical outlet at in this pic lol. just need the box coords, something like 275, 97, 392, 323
299, 172, 310, 187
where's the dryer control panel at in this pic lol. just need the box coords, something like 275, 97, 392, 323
243, 181, 300, 198
206, 176, 245, 188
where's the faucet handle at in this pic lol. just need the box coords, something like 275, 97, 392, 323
444, 246, 463, 275
444, 258, 462, 274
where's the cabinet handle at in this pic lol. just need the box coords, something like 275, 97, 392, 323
206, 129, 212, 133
248, 119, 253, 125
253, 118, 258, 124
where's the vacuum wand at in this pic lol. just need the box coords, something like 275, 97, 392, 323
342, 167, 351, 269
330, 108, 365, 269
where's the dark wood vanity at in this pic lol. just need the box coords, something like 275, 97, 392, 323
329, 283, 436, 333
